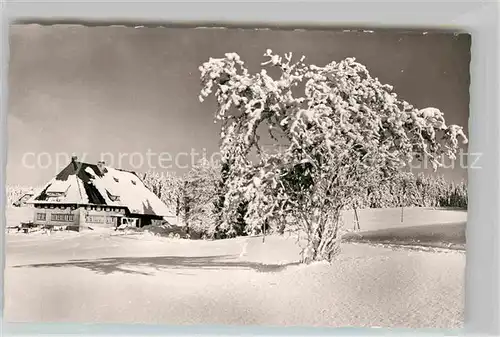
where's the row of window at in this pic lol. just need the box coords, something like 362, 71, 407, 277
34, 205, 126, 213
36, 212, 119, 224
52, 214, 75, 222
35, 205, 77, 210
86, 215, 104, 223
85, 215, 117, 224
83, 206, 126, 213
35, 213, 74, 222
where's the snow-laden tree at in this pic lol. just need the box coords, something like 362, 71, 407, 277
142, 171, 182, 217
390, 171, 420, 222
447, 180, 467, 209
414, 173, 447, 208
181, 158, 221, 237
213, 159, 249, 238
199, 50, 468, 262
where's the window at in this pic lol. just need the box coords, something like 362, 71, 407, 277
51, 213, 74, 222
106, 217, 117, 225
36, 213, 46, 221
151, 219, 163, 226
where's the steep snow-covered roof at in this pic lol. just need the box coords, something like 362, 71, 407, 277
28, 160, 174, 218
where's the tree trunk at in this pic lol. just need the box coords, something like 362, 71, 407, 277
354, 208, 360, 230
278, 224, 286, 235
401, 206, 404, 223
302, 209, 341, 263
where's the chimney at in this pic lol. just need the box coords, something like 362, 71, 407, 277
71, 155, 78, 169
97, 160, 106, 174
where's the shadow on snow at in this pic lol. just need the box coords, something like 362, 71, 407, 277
342, 222, 466, 249
12, 254, 300, 276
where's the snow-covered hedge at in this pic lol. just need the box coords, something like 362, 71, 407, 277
5, 185, 41, 206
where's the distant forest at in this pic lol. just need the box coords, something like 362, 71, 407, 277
7, 169, 467, 232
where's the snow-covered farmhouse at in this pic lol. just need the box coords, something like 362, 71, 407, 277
27, 156, 175, 231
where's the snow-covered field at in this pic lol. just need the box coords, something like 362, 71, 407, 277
4, 210, 465, 328
341, 207, 467, 231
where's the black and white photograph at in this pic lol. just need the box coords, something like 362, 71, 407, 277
4, 24, 470, 328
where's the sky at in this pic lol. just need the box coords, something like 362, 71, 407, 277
7, 25, 470, 187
